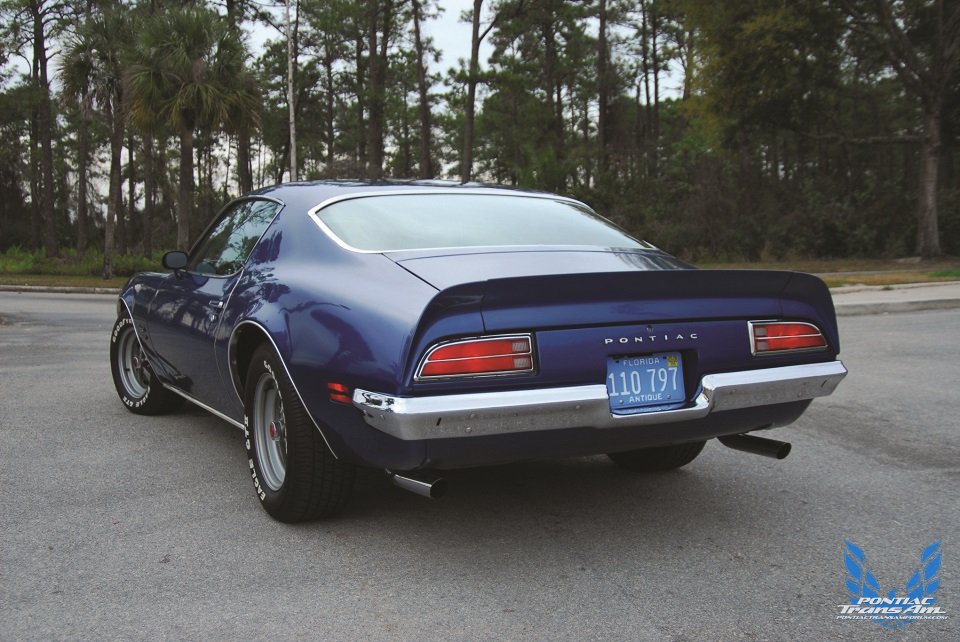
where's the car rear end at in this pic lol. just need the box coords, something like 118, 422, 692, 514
351, 267, 846, 469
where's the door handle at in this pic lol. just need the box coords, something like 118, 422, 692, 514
209, 299, 224, 309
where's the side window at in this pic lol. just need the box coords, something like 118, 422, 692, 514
188, 200, 280, 276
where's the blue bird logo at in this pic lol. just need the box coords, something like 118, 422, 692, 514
842, 540, 943, 630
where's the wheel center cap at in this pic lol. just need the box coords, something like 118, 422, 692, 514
131, 356, 141, 369
268, 420, 285, 442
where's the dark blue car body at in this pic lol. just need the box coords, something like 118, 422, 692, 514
114, 181, 846, 518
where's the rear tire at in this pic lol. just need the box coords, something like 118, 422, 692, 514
607, 440, 706, 472
110, 316, 183, 415
244, 343, 356, 522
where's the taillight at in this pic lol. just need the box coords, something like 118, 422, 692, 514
416, 335, 535, 380
749, 321, 827, 355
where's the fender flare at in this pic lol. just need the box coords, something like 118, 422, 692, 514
228, 318, 339, 459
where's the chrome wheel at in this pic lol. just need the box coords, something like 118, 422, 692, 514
242, 343, 356, 521
117, 326, 150, 398
253, 371, 287, 491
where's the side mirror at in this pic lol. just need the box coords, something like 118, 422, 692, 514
162, 251, 188, 271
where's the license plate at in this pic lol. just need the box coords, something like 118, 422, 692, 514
606, 352, 686, 414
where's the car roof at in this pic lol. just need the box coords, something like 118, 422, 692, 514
247, 179, 571, 213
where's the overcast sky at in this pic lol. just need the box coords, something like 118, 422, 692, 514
251, 0, 492, 77
420, 0, 492, 73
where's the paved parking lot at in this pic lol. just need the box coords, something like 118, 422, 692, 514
0, 292, 956, 641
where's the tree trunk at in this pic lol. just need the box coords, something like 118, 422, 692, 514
640, 1, 652, 176
120, 139, 135, 256
581, 94, 591, 185
32, 1, 57, 258
76, 98, 90, 255
116, 189, 125, 256
411, 0, 433, 178
541, 17, 563, 190
917, 109, 942, 257
682, 28, 695, 101
29, 105, 41, 249
226, 0, 252, 193
462, 0, 483, 182
597, 0, 609, 172
324, 54, 335, 170
177, 127, 194, 251
143, 136, 155, 257
237, 127, 253, 193
286, 0, 298, 182
207, 136, 215, 207
104, 122, 123, 279
366, 0, 391, 179
400, 93, 412, 176
650, 2, 660, 175
355, 35, 367, 170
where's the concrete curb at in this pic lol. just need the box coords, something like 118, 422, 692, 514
835, 299, 960, 316
829, 280, 960, 294
830, 281, 960, 316
0, 284, 121, 295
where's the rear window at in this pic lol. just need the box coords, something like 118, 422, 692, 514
313, 193, 647, 252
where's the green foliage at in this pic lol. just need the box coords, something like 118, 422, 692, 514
1, 0, 957, 265
0, 80, 30, 250
0, 246, 163, 277
126, 6, 256, 135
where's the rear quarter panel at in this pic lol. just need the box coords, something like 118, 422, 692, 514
221, 200, 445, 467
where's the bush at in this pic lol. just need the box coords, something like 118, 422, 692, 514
0, 246, 41, 273
0, 247, 164, 277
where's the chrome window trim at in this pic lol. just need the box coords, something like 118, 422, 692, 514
184, 196, 286, 278
747, 320, 828, 357
304, 188, 644, 254
414, 333, 535, 382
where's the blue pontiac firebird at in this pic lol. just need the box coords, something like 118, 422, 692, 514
111, 180, 847, 522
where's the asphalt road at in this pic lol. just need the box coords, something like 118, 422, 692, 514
0, 292, 956, 641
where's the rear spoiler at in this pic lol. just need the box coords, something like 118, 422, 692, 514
423, 269, 839, 352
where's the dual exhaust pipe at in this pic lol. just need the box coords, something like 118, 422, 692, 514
387, 433, 788, 500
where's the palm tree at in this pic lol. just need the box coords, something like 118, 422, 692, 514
61, 5, 133, 278
126, 5, 259, 250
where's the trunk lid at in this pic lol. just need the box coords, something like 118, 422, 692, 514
407, 265, 839, 392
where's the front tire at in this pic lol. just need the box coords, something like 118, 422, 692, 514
110, 316, 183, 415
607, 440, 706, 472
244, 344, 356, 522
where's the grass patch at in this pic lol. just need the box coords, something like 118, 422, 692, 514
0, 246, 163, 278
0, 246, 163, 289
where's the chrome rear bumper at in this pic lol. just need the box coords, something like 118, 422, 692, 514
352, 361, 847, 441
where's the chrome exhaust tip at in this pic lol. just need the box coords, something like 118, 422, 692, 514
718, 433, 791, 459
386, 470, 448, 499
